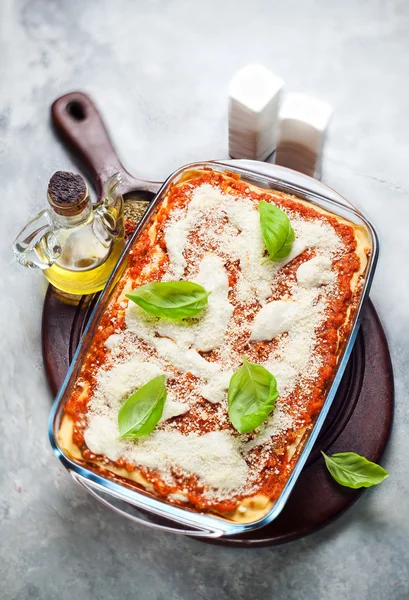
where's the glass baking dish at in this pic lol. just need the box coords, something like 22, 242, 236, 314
48, 160, 379, 538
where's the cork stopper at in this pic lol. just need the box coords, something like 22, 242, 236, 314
47, 171, 89, 216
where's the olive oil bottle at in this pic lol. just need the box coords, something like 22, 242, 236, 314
13, 171, 125, 295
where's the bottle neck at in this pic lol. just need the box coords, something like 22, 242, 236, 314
51, 197, 93, 228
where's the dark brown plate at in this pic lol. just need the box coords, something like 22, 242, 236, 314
43, 92, 394, 546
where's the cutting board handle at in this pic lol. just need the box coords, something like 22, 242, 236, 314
51, 92, 161, 201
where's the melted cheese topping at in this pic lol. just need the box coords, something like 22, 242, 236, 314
60, 170, 370, 523
157, 254, 234, 352
164, 185, 342, 306
296, 255, 335, 288
84, 415, 248, 491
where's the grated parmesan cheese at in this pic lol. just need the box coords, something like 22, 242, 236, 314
104, 333, 122, 350
159, 397, 189, 422
296, 255, 335, 288
92, 360, 163, 409
81, 180, 353, 499
157, 254, 234, 352
164, 185, 341, 305
85, 414, 249, 494
199, 371, 232, 404
125, 429, 249, 492
84, 415, 123, 461
244, 401, 294, 451
251, 299, 298, 341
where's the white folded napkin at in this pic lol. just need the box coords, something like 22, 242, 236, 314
228, 64, 284, 161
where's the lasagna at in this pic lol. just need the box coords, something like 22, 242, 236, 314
58, 168, 370, 523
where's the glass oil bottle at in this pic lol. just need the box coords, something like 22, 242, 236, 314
13, 171, 125, 295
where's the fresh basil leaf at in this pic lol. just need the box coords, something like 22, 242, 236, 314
321, 451, 389, 489
118, 375, 166, 439
259, 200, 295, 260
228, 358, 279, 433
126, 281, 211, 320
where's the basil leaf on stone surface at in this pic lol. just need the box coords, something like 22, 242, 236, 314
259, 200, 295, 261
321, 451, 389, 489
126, 281, 211, 320
118, 375, 167, 439
228, 358, 279, 434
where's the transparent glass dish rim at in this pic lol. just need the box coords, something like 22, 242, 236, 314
48, 160, 379, 538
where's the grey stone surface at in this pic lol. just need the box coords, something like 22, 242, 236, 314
1, 0, 408, 598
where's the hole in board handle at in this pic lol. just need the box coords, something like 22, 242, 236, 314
67, 101, 86, 121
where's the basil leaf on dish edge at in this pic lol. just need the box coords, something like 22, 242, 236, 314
259, 200, 295, 261
126, 281, 211, 320
118, 375, 167, 439
321, 451, 389, 489
228, 358, 279, 434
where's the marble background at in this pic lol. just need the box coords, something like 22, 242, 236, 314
1, 0, 409, 598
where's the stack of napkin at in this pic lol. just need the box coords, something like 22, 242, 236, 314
275, 93, 333, 178
228, 64, 284, 161
228, 65, 333, 178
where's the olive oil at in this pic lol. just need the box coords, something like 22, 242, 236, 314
43, 232, 125, 294
13, 171, 125, 295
